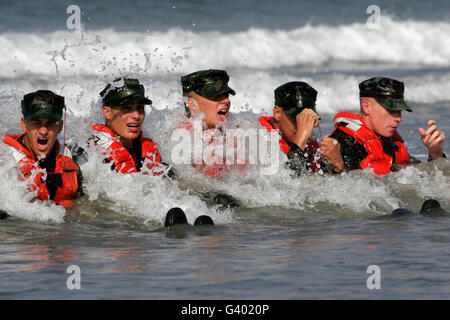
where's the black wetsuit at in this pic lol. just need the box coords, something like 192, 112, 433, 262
286, 142, 334, 175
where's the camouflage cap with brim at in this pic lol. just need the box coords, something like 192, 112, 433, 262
374, 97, 412, 112
21, 90, 64, 121
359, 77, 412, 112
274, 81, 318, 118
181, 69, 236, 99
100, 78, 152, 107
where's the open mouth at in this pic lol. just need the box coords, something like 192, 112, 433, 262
127, 123, 141, 132
37, 138, 49, 151
217, 108, 229, 120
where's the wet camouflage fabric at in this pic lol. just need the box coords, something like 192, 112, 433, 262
21, 90, 65, 121
359, 77, 411, 112
181, 69, 236, 98
274, 81, 318, 118
100, 78, 152, 106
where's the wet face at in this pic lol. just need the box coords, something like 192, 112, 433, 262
271, 106, 297, 144
278, 112, 298, 144
188, 93, 230, 129
360, 98, 402, 138
21, 117, 63, 160
102, 102, 145, 147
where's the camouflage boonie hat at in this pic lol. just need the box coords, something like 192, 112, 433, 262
274, 81, 318, 118
359, 77, 412, 112
100, 78, 152, 107
181, 69, 236, 99
21, 90, 65, 121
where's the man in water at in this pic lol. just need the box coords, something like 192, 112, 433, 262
85, 78, 213, 224
258, 81, 332, 174
179, 69, 241, 207
89, 78, 162, 174
320, 77, 446, 175
180, 69, 240, 178
3, 90, 83, 207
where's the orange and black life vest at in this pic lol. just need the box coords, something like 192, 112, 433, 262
3, 134, 80, 208
258, 115, 322, 173
92, 125, 161, 174
177, 120, 229, 178
331, 111, 410, 175
177, 120, 247, 178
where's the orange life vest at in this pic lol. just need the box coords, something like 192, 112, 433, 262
258, 115, 322, 173
331, 111, 410, 175
177, 120, 246, 178
92, 125, 161, 174
3, 134, 80, 208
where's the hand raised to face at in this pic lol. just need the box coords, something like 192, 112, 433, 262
292, 108, 320, 150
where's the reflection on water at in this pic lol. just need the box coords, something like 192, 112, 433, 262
0, 223, 80, 273
2, 211, 450, 299
19, 245, 79, 273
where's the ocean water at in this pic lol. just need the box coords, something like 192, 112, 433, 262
0, 0, 449, 300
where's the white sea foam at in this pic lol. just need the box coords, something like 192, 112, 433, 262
77, 144, 234, 226
2, 16, 450, 79
2, 15, 450, 116
0, 145, 66, 223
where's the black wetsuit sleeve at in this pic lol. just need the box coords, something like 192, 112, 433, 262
428, 153, 446, 162
286, 143, 314, 174
160, 160, 176, 178
75, 168, 84, 197
409, 155, 422, 164
286, 143, 335, 174
45, 174, 63, 200
329, 129, 367, 171
69, 143, 88, 166
67, 147, 85, 198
